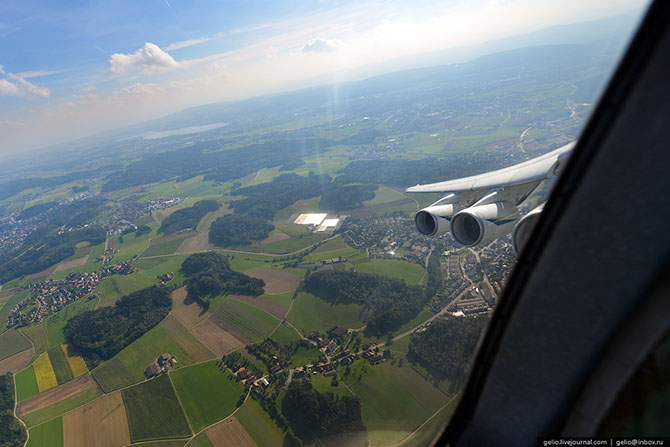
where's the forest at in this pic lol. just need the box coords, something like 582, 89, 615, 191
281, 381, 368, 447
303, 270, 429, 335
0, 224, 107, 284
0, 373, 27, 447
64, 286, 172, 366
231, 173, 333, 219
208, 214, 274, 247
407, 316, 487, 384
319, 184, 378, 210
181, 252, 265, 306
158, 199, 219, 234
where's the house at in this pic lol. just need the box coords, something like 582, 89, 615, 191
369, 355, 384, 365
145, 364, 160, 379
260, 378, 270, 388
237, 368, 250, 380
328, 325, 348, 338
316, 337, 330, 348
158, 353, 172, 367
323, 370, 337, 377
270, 364, 281, 374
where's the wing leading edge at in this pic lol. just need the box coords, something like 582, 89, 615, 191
406, 142, 574, 194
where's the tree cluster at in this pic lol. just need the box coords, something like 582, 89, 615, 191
209, 214, 274, 247
303, 270, 429, 335
159, 199, 219, 235
231, 173, 332, 219
281, 381, 367, 447
181, 252, 265, 306
0, 373, 27, 447
319, 184, 378, 210
407, 316, 487, 384
64, 286, 172, 367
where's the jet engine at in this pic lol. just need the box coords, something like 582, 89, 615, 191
451, 201, 519, 247
414, 204, 459, 236
511, 204, 544, 256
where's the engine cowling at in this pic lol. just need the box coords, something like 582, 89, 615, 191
414, 204, 459, 236
512, 204, 544, 257
451, 201, 519, 247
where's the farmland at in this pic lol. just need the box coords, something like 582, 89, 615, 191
122, 374, 192, 442
48, 345, 74, 384
161, 315, 215, 363
62, 391, 131, 447
27, 415, 63, 447
190, 316, 246, 357
170, 360, 244, 432
15, 366, 39, 401
33, 352, 59, 392
92, 324, 195, 392
95, 272, 156, 306
0, 329, 31, 360
204, 417, 255, 447
235, 396, 285, 447
354, 259, 425, 285
0, 348, 34, 375
210, 297, 279, 343
244, 266, 302, 294
341, 361, 453, 446
286, 292, 367, 334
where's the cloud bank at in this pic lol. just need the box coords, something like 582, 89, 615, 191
0, 66, 50, 98
109, 42, 181, 74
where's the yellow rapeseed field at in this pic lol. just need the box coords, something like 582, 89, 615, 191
61, 344, 88, 377
33, 352, 58, 392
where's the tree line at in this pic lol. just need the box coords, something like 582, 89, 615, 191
302, 270, 430, 335
158, 199, 219, 235
64, 286, 172, 367
0, 373, 26, 447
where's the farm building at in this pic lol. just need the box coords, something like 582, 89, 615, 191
145, 364, 161, 379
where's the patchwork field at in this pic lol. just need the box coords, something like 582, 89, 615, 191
18, 374, 100, 426
92, 323, 195, 392
235, 397, 284, 447
62, 391, 131, 447
354, 259, 425, 285
286, 292, 367, 334
210, 297, 279, 342
190, 315, 246, 357
48, 345, 75, 384
34, 352, 59, 392
161, 315, 215, 362
15, 365, 39, 401
27, 415, 63, 447
176, 204, 227, 253
122, 374, 192, 442
0, 346, 34, 374
342, 361, 452, 446
205, 417, 256, 447
233, 294, 289, 320
170, 286, 210, 328
245, 267, 302, 294
0, 328, 32, 360
170, 360, 244, 432
142, 232, 196, 257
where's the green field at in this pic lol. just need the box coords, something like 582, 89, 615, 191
286, 292, 367, 334
79, 242, 106, 272
0, 329, 32, 360
269, 324, 321, 368
95, 272, 156, 305
170, 360, 244, 432
363, 186, 408, 205
122, 374, 192, 442
92, 324, 194, 392
268, 323, 300, 345
342, 361, 452, 446
47, 346, 74, 384
210, 297, 279, 342
354, 259, 425, 285
22, 297, 98, 352
141, 234, 192, 257
114, 231, 151, 262
22, 387, 102, 427
246, 234, 321, 254
27, 416, 63, 447
398, 396, 460, 447
309, 373, 353, 398
389, 335, 411, 355
15, 366, 39, 401
187, 433, 214, 447
235, 396, 284, 447
133, 253, 189, 284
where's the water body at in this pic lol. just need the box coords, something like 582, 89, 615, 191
138, 122, 228, 139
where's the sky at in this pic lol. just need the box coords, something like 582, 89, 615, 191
0, 0, 646, 155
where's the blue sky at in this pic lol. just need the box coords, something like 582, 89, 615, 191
0, 0, 645, 154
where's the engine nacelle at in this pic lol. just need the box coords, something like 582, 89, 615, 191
451, 201, 519, 247
512, 204, 544, 257
414, 204, 459, 236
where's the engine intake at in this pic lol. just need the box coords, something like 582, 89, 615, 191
414, 204, 459, 236
512, 205, 544, 257
451, 201, 519, 247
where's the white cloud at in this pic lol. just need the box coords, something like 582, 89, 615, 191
82, 86, 97, 92
109, 43, 181, 75
302, 37, 343, 53
0, 68, 51, 98
120, 82, 165, 95
166, 37, 211, 51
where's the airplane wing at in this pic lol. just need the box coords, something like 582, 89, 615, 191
406, 142, 574, 194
